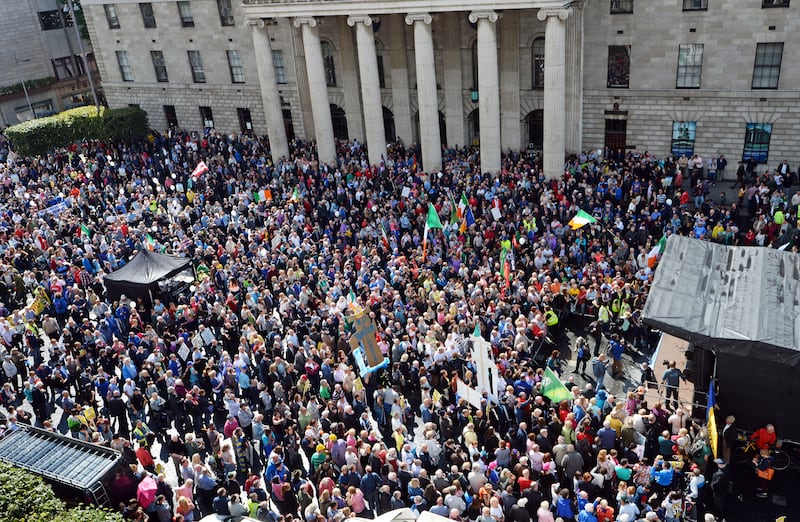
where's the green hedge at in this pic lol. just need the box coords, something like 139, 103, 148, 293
4, 106, 149, 156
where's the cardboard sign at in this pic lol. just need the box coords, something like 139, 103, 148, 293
401, 187, 411, 198
349, 312, 383, 367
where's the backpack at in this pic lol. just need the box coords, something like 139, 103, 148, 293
690, 438, 706, 458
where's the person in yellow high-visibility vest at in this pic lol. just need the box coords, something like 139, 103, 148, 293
598, 302, 611, 333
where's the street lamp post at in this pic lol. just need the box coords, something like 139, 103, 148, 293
13, 54, 36, 120
63, 0, 100, 112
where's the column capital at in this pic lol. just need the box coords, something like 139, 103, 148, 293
246, 17, 267, 29
469, 10, 499, 23
347, 15, 373, 27
405, 12, 432, 26
537, 8, 571, 21
293, 16, 318, 28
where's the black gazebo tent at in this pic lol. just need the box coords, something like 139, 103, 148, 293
643, 235, 800, 439
103, 249, 192, 306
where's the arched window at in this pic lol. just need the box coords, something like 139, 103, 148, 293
532, 37, 545, 89
330, 104, 348, 140
321, 41, 336, 87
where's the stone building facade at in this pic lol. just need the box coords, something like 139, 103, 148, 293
82, 0, 800, 177
0, 0, 100, 126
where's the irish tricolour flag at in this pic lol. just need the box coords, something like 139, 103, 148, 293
568, 209, 597, 230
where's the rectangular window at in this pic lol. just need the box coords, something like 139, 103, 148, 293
763, 0, 790, 7
151, 51, 169, 82
683, 0, 708, 9
377, 55, 386, 89
104, 5, 121, 29
177, 1, 194, 27
164, 105, 178, 127
671, 122, 697, 156
676, 44, 703, 88
140, 3, 157, 28
52, 57, 76, 80
217, 0, 235, 26
188, 50, 206, 83
610, 0, 634, 14
271, 50, 286, 84
116, 50, 133, 82
743, 123, 772, 163
607, 45, 631, 88
39, 10, 64, 30
752, 42, 783, 89
199, 106, 214, 129
73, 54, 86, 76
224, 50, 245, 83
237, 108, 253, 134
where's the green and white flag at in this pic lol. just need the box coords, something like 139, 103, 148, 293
541, 367, 573, 403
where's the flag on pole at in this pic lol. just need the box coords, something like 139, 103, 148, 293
541, 367, 573, 403
290, 187, 300, 202
79, 223, 91, 238
458, 193, 469, 218
144, 234, 155, 251
707, 381, 718, 458
646, 235, 667, 268
191, 161, 209, 178
473, 323, 481, 338
422, 204, 443, 261
568, 209, 597, 230
380, 223, 390, 250
500, 245, 511, 287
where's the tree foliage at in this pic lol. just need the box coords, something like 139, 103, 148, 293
4, 106, 149, 156
0, 461, 123, 522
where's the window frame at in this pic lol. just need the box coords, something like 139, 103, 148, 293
116, 50, 134, 82
227, 50, 246, 84
607, 45, 631, 88
217, 0, 235, 26
38, 10, 64, 31
676, 44, 704, 89
321, 41, 337, 87
532, 37, 545, 90
742, 123, 772, 163
188, 50, 206, 83
177, 1, 194, 27
140, 2, 157, 28
199, 106, 214, 129
762, 0, 790, 7
52, 56, 76, 81
610, 0, 634, 14
271, 50, 287, 85
752, 42, 783, 89
104, 4, 121, 29
151, 50, 169, 83
682, 0, 708, 10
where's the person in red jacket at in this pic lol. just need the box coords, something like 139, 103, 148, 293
751, 424, 777, 450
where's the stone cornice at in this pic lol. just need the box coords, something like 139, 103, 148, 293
242, 0, 571, 19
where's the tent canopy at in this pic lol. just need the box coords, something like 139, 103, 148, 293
103, 250, 192, 305
104, 249, 191, 286
643, 235, 800, 366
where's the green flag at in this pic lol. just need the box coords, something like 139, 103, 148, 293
426, 204, 443, 230
473, 324, 481, 337
80, 223, 91, 238
541, 367, 573, 403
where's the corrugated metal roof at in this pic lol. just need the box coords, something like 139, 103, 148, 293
0, 425, 122, 490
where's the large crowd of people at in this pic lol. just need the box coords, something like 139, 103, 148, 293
0, 127, 797, 522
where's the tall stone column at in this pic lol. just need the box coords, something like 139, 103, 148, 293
338, 17, 364, 143
405, 12, 442, 172
499, 14, 521, 151
348, 15, 387, 165
293, 17, 336, 164
388, 14, 413, 145
537, 8, 570, 179
441, 12, 464, 148
248, 18, 289, 161
469, 10, 500, 175
565, 1, 584, 154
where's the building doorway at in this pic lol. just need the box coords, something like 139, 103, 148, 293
383, 107, 396, 143
237, 108, 253, 135
525, 110, 544, 150
330, 104, 348, 140
282, 109, 295, 141
604, 119, 627, 151
467, 109, 480, 146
